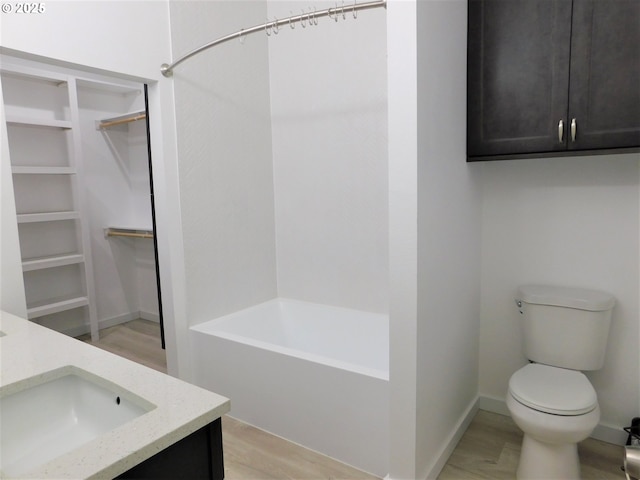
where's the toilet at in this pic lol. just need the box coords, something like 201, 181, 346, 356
507, 285, 615, 480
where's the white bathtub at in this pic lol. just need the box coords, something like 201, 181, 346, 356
190, 298, 389, 476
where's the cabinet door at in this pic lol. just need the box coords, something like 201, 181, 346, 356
467, 0, 573, 159
568, 0, 640, 151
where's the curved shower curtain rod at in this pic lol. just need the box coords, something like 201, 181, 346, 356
160, 0, 387, 77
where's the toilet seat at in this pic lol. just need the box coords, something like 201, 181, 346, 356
509, 363, 597, 416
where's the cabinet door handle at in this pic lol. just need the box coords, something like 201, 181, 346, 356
571, 118, 577, 142
558, 120, 564, 142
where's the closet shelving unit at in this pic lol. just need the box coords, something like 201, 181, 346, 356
2, 66, 99, 340
3, 59, 163, 344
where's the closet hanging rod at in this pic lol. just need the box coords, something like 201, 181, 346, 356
105, 227, 154, 239
108, 231, 154, 239
160, 0, 386, 77
97, 111, 146, 130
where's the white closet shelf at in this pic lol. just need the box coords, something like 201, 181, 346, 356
0, 67, 68, 85
17, 211, 80, 223
76, 78, 141, 95
12, 166, 76, 175
22, 253, 84, 272
6, 115, 72, 129
27, 295, 89, 319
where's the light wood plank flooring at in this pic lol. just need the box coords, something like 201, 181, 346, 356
77, 320, 626, 479
222, 416, 379, 479
439, 409, 625, 480
77, 319, 167, 373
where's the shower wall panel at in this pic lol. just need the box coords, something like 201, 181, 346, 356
267, 1, 389, 313
170, 1, 278, 325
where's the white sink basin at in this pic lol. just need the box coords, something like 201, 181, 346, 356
0, 367, 155, 477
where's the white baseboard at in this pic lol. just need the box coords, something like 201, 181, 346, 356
63, 323, 93, 338
478, 394, 628, 445
478, 394, 511, 416
98, 311, 139, 330
139, 310, 160, 323
592, 421, 629, 445
385, 396, 480, 480
425, 395, 480, 479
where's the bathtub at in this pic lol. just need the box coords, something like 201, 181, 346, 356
190, 298, 389, 476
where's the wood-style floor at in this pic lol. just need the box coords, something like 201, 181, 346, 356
438, 410, 625, 480
76, 319, 167, 373
77, 320, 626, 479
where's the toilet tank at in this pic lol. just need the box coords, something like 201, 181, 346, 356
516, 285, 615, 371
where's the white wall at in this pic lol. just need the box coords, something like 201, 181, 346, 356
415, 0, 481, 477
387, 0, 419, 476
387, 1, 481, 478
0, 1, 188, 376
0, 1, 168, 80
267, 1, 388, 313
129, 120, 161, 321
479, 154, 640, 440
169, 1, 277, 325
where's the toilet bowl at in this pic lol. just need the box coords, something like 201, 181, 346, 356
507, 363, 601, 479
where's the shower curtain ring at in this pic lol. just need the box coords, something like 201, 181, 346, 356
333, 3, 339, 21
265, 21, 271, 36
342, 1, 346, 20
313, 7, 319, 25
301, 10, 307, 27
353, 0, 358, 18
239, 28, 245, 44
289, 12, 295, 29
273, 17, 279, 34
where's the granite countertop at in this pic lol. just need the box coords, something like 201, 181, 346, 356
0, 310, 230, 479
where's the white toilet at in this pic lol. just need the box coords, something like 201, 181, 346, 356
507, 285, 615, 480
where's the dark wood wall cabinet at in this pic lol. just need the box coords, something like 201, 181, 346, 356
467, 0, 640, 161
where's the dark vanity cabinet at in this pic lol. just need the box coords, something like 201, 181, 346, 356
467, 0, 640, 161
116, 419, 224, 479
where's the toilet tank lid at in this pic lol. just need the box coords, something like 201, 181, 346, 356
517, 285, 615, 312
